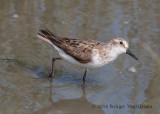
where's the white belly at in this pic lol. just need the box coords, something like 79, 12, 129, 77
52, 44, 105, 69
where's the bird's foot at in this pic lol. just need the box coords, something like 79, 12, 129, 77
48, 73, 54, 80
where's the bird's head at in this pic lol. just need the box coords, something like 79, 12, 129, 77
110, 38, 138, 60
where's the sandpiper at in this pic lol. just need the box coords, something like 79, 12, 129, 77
37, 29, 138, 82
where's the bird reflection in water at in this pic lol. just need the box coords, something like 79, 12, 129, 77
34, 80, 105, 114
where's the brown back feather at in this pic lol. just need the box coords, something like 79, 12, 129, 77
37, 29, 103, 64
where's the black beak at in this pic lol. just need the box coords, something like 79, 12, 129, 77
126, 49, 138, 60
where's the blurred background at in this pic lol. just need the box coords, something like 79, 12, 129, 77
0, 0, 160, 114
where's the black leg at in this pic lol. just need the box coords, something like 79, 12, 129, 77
83, 68, 87, 83
49, 57, 61, 79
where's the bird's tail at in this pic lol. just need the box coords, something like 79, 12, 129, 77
37, 29, 60, 45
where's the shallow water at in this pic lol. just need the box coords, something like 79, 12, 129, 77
0, 0, 160, 114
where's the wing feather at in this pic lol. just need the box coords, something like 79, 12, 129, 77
37, 29, 103, 63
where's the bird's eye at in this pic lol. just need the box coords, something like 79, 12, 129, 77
120, 41, 123, 45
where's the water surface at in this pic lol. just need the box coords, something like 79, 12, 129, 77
0, 0, 160, 114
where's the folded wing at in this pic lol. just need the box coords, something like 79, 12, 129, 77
37, 29, 102, 64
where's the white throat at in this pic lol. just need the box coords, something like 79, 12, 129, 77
109, 47, 125, 61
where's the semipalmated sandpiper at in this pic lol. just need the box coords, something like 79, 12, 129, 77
37, 29, 138, 82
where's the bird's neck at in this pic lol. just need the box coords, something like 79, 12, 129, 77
108, 45, 121, 61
